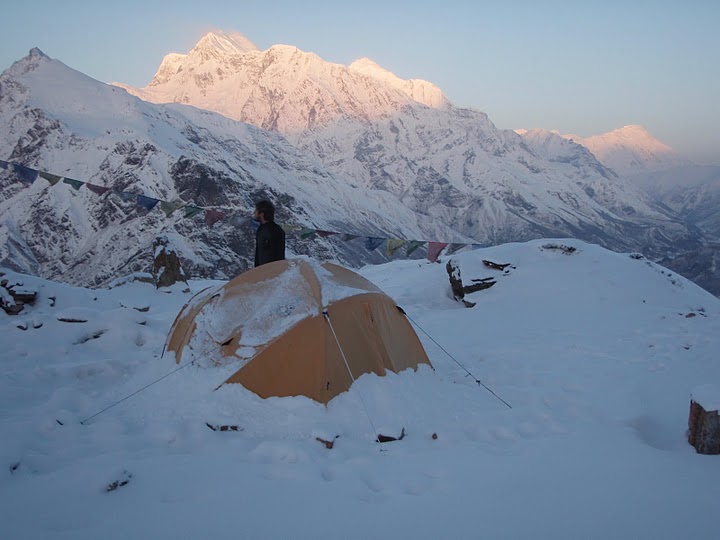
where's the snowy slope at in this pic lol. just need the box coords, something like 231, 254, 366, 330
2, 239, 720, 539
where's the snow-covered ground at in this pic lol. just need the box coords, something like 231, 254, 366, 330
2, 239, 720, 539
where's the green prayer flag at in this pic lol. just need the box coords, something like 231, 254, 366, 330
299, 228, 318, 239
160, 200, 184, 217
63, 177, 84, 190
405, 240, 425, 256
386, 239, 406, 257
184, 206, 203, 219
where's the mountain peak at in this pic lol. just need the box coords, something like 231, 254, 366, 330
616, 124, 649, 133
608, 124, 657, 141
28, 47, 50, 60
349, 57, 383, 72
191, 31, 258, 56
144, 31, 259, 87
119, 30, 450, 129
3, 47, 52, 78
559, 125, 691, 175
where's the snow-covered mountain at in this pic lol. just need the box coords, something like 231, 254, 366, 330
0, 48, 471, 286
115, 33, 698, 254
298, 112, 693, 252
114, 30, 448, 133
547, 123, 719, 295
560, 125, 691, 176
0, 33, 714, 294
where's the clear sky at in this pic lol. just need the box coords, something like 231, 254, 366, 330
2, 0, 718, 164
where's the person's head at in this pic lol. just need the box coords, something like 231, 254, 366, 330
254, 200, 275, 223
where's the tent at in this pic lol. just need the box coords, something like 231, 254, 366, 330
166, 258, 432, 404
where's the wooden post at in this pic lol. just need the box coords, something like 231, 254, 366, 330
688, 399, 720, 455
445, 259, 496, 308
152, 236, 188, 288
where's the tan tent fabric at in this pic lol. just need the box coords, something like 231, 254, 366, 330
166, 258, 432, 404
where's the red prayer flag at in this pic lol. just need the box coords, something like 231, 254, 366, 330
427, 242, 448, 263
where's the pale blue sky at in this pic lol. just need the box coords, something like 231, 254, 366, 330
2, 0, 718, 164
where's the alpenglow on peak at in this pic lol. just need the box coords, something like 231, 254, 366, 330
348, 57, 448, 109
191, 31, 259, 56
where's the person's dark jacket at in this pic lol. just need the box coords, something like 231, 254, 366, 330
255, 221, 286, 267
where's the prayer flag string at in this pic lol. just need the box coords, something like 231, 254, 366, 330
0, 158, 477, 261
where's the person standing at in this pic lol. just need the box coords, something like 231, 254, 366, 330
253, 200, 285, 267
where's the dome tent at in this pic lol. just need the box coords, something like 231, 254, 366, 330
166, 258, 432, 404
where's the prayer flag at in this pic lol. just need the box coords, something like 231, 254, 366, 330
386, 239, 406, 257
280, 223, 300, 233
14, 164, 37, 184
204, 209, 226, 227
340, 234, 360, 242
137, 195, 160, 211
427, 242, 448, 263
86, 183, 111, 196
62, 177, 84, 190
39, 171, 62, 186
364, 237, 384, 252
405, 240, 425, 256
299, 228, 318, 239
0, 159, 8, 169
316, 230, 336, 238
160, 199, 184, 217
184, 206, 203, 219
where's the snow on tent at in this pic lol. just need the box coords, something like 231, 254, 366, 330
166, 258, 432, 404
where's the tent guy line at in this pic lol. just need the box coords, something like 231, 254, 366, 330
78, 360, 197, 425
400, 306, 512, 409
